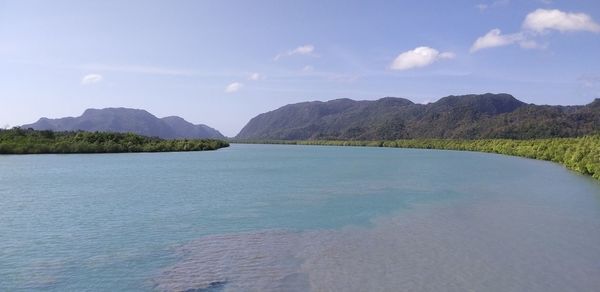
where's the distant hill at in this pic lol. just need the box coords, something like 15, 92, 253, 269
22, 108, 225, 139
236, 93, 600, 140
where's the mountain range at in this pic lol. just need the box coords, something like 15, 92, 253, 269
236, 93, 600, 140
20, 94, 600, 141
22, 108, 225, 139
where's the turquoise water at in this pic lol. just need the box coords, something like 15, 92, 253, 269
1, 144, 600, 291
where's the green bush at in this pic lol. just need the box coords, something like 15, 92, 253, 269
0, 128, 229, 154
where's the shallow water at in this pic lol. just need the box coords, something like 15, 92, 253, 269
1, 144, 599, 291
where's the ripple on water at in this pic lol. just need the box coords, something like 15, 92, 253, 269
154, 196, 600, 292
153, 231, 311, 291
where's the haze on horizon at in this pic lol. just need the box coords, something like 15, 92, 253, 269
1, 0, 599, 136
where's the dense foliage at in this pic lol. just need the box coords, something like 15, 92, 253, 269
238, 136, 600, 180
236, 94, 600, 140
0, 128, 229, 154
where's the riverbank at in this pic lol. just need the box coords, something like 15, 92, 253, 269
0, 128, 229, 154
234, 136, 600, 180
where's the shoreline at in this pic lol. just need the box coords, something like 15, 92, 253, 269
233, 136, 600, 180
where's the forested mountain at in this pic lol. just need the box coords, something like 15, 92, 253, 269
236, 93, 600, 140
21, 108, 225, 139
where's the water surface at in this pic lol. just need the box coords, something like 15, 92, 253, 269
1, 144, 599, 291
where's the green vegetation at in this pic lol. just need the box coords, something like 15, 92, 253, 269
237, 136, 600, 180
236, 94, 600, 140
0, 128, 229, 154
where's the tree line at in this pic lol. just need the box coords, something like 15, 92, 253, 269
0, 128, 229, 154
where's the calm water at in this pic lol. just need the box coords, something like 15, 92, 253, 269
1, 144, 600, 291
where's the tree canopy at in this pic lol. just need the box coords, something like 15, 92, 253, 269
0, 128, 229, 154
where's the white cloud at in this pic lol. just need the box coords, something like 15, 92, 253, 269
476, 0, 510, 11
301, 65, 314, 72
292, 45, 314, 54
390, 46, 455, 71
476, 4, 488, 11
518, 39, 545, 49
225, 82, 243, 93
248, 72, 262, 81
81, 74, 103, 85
439, 52, 456, 59
274, 44, 315, 61
472, 8, 599, 53
523, 9, 600, 33
470, 29, 525, 52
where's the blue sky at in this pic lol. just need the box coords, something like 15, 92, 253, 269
1, 0, 599, 136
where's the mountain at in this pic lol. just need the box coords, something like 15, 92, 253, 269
236, 93, 600, 140
22, 107, 225, 139
160, 116, 224, 139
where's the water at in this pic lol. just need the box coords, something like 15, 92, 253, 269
1, 144, 600, 291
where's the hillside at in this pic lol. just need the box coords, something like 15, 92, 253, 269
21, 108, 225, 139
236, 94, 600, 140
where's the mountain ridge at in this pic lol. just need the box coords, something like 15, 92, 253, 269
236, 93, 600, 140
22, 107, 225, 139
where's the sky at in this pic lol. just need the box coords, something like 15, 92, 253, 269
1, 0, 600, 136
